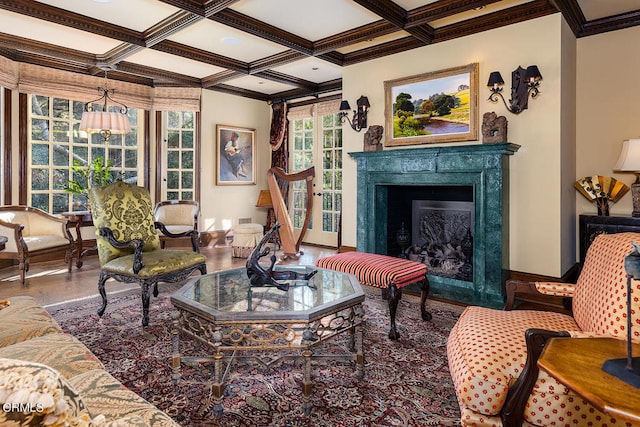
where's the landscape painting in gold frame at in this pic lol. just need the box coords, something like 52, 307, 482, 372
384, 63, 478, 146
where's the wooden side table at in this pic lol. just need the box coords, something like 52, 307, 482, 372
61, 211, 96, 268
538, 337, 640, 424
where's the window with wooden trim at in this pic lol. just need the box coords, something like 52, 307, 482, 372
160, 110, 196, 201
28, 94, 142, 213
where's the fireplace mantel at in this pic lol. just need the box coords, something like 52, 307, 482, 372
349, 143, 520, 308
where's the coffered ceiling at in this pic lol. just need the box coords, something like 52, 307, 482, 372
0, 0, 638, 103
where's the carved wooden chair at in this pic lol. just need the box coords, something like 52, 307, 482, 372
89, 181, 207, 326
0, 206, 73, 284
153, 200, 199, 249
447, 232, 640, 426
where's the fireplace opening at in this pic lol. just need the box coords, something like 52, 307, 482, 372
386, 185, 474, 282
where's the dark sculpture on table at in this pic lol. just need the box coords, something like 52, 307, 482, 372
245, 222, 317, 292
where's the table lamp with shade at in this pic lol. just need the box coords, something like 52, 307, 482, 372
614, 138, 640, 217
256, 190, 280, 248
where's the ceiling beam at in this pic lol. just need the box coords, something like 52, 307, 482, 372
407, 0, 501, 26
316, 51, 345, 67
0, 0, 145, 46
580, 9, 640, 37
210, 83, 270, 101
268, 78, 342, 103
144, 10, 204, 47
156, 0, 207, 16
0, 33, 95, 66
97, 44, 145, 70
351, 0, 407, 29
116, 61, 202, 87
208, 9, 314, 56
156, 0, 240, 17
153, 40, 248, 72
352, 0, 434, 43
549, 0, 584, 37
342, 36, 424, 66
10, 51, 90, 75
249, 51, 307, 74
313, 20, 398, 55
202, 70, 244, 88
252, 70, 318, 91
434, 0, 557, 43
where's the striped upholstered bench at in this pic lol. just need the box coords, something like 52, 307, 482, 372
315, 252, 431, 340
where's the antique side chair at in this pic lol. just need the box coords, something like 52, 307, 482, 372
153, 200, 199, 249
89, 181, 207, 326
447, 232, 640, 426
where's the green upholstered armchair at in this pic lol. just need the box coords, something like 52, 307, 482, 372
89, 181, 207, 326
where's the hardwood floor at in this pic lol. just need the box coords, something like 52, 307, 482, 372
0, 244, 337, 308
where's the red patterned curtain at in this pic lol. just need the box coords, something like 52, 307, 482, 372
269, 102, 288, 169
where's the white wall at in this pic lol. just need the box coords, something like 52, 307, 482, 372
576, 26, 640, 221
341, 14, 569, 277
198, 90, 272, 233
560, 19, 577, 273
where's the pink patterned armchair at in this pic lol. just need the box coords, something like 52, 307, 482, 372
447, 232, 640, 427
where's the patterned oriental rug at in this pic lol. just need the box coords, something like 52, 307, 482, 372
47, 282, 464, 427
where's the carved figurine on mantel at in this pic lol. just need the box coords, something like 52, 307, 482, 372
363, 125, 383, 151
481, 112, 508, 144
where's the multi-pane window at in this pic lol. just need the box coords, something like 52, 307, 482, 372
291, 117, 314, 229
164, 111, 195, 200
29, 94, 140, 213
321, 113, 342, 233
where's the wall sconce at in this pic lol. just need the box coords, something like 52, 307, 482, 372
339, 95, 370, 132
487, 66, 542, 114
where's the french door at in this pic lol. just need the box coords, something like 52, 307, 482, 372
289, 109, 342, 247
160, 111, 196, 201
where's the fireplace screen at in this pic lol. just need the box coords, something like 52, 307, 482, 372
408, 200, 474, 282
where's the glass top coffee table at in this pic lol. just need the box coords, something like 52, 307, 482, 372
170, 265, 365, 416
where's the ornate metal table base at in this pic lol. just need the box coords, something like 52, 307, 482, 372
171, 302, 365, 416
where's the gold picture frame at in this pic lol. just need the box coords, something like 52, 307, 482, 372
384, 63, 479, 146
216, 124, 256, 185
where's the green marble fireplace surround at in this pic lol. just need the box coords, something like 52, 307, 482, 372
349, 143, 520, 308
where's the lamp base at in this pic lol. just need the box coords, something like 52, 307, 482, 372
632, 181, 640, 217
602, 357, 640, 388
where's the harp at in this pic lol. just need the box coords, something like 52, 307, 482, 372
266, 166, 315, 259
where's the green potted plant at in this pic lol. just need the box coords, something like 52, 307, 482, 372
60, 156, 118, 210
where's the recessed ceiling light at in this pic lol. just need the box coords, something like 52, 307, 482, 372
221, 36, 241, 45
312, 67, 319, 71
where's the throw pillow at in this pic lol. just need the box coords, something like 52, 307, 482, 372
0, 357, 102, 426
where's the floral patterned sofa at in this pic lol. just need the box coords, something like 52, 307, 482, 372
0, 296, 178, 426
447, 232, 640, 427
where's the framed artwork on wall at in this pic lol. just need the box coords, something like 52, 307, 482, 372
216, 124, 256, 185
384, 63, 479, 146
